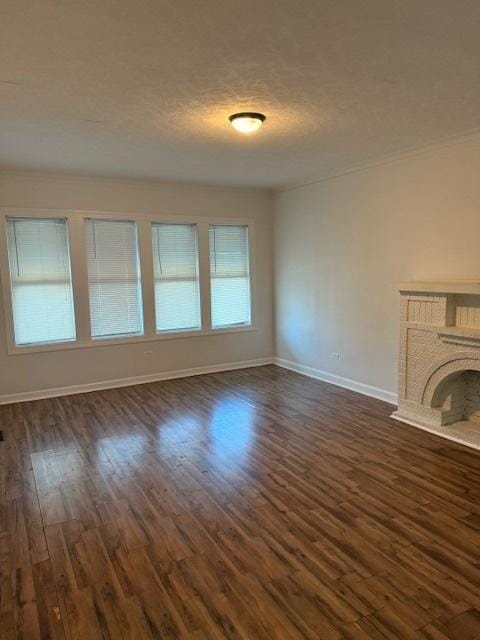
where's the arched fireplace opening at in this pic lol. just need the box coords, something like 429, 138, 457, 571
431, 369, 480, 426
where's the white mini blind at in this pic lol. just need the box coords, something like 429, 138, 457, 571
5, 217, 76, 346
209, 225, 251, 328
85, 219, 143, 338
152, 223, 201, 332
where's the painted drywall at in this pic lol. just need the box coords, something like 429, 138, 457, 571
0, 171, 274, 398
274, 136, 480, 399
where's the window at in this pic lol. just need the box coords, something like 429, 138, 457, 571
5, 217, 76, 346
209, 225, 251, 328
2, 212, 255, 353
152, 223, 201, 332
85, 219, 143, 338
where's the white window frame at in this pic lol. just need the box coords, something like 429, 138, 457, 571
0, 208, 256, 355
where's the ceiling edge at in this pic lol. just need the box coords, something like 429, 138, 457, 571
0, 168, 273, 194
277, 127, 480, 194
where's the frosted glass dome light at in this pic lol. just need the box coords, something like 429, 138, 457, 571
229, 112, 266, 134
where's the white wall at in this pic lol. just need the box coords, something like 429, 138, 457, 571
274, 137, 480, 400
0, 171, 274, 399
5, 135, 480, 404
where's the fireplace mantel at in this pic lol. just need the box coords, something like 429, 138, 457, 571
398, 280, 480, 295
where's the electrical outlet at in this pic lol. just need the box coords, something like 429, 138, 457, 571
331, 352, 340, 360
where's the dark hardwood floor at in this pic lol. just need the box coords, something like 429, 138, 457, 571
1, 365, 480, 639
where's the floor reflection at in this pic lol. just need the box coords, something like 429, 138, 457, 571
209, 396, 256, 467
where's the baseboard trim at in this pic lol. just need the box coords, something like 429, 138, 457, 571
0, 357, 275, 405
274, 357, 398, 405
390, 412, 480, 450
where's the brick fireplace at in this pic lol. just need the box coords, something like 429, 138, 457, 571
392, 281, 480, 449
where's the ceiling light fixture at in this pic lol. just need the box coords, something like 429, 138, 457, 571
229, 112, 266, 134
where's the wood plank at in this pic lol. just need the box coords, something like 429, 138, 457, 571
0, 365, 479, 638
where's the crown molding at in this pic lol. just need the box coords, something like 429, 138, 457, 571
0, 168, 269, 194
3, 126, 480, 195
277, 127, 480, 193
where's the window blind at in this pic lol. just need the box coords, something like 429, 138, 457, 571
152, 223, 201, 332
209, 225, 251, 328
85, 219, 143, 338
5, 217, 76, 346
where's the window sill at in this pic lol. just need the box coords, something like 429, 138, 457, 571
6, 324, 258, 355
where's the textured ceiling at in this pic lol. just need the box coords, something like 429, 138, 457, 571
1, 1, 480, 188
